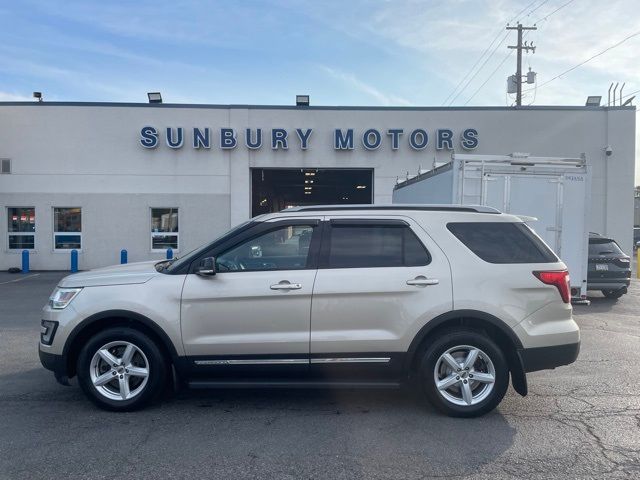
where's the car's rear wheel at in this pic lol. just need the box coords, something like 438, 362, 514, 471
419, 329, 509, 417
77, 327, 166, 411
601, 289, 624, 299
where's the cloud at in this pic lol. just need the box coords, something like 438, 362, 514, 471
0, 91, 32, 101
318, 65, 412, 106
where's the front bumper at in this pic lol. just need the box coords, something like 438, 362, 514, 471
518, 341, 580, 373
39, 346, 71, 386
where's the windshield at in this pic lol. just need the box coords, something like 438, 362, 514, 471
163, 220, 253, 273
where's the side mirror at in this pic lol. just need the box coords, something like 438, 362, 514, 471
196, 257, 216, 276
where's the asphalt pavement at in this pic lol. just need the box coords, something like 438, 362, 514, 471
0, 270, 639, 479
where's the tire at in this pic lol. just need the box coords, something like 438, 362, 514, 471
601, 289, 624, 299
418, 329, 509, 418
77, 327, 167, 411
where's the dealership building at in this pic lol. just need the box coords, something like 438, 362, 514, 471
0, 101, 635, 270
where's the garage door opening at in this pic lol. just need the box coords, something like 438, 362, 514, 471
251, 168, 374, 217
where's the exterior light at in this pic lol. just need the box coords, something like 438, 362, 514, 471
304, 186, 312, 190
356, 185, 367, 189
585, 96, 601, 107
305, 180, 314, 184
296, 95, 310, 106
147, 92, 163, 104
304, 191, 312, 195
33, 92, 43, 102
304, 172, 316, 176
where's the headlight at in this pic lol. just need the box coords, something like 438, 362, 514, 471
48, 287, 82, 309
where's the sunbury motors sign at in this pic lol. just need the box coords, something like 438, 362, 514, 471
139, 127, 479, 151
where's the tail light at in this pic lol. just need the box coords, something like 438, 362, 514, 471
533, 270, 571, 303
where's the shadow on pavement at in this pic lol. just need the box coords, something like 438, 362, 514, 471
0, 367, 517, 479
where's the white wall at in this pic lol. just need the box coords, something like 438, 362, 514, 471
0, 103, 635, 270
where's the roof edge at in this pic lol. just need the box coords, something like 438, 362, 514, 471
0, 102, 634, 112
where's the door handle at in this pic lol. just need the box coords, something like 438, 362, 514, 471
406, 276, 439, 287
270, 281, 302, 290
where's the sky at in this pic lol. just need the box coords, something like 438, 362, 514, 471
0, 0, 639, 181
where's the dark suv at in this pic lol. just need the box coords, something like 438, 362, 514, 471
587, 233, 631, 299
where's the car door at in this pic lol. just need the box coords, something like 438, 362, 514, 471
180, 218, 322, 375
309, 216, 453, 381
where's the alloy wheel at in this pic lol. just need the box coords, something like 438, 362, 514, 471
433, 345, 496, 407
89, 341, 150, 401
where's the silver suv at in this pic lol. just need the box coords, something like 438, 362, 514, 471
39, 205, 580, 417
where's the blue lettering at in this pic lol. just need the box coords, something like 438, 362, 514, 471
409, 129, 428, 150
362, 129, 382, 150
140, 126, 158, 148
166, 127, 184, 149
245, 128, 262, 149
295, 128, 313, 150
461, 128, 478, 150
193, 127, 210, 149
271, 129, 288, 149
387, 129, 404, 150
334, 129, 354, 150
437, 129, 454, 150
220, 128, 237, 149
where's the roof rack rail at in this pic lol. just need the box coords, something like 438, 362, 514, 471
283, 204, 501, 214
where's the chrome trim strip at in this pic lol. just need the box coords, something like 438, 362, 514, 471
194, 357, 392, 366
194, 359, 308, 366
310, 357, 391, 364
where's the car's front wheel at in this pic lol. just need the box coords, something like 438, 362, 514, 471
419, 329, 509, 417
77, 327, 167, 411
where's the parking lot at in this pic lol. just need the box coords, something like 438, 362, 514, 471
1, 270, 639, 480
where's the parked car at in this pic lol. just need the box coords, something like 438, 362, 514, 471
587, 233, 631, 299
39, 205, 580, 417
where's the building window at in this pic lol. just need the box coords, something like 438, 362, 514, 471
53, 207, 82, 250
8, 207, 35, 250
151, 208, 179, 250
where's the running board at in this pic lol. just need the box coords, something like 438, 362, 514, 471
187, 380, 402, 389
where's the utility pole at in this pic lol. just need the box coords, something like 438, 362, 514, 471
507, 23, 537, 106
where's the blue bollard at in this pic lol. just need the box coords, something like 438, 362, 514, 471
120, 249, 128, 264
70, 249, 78, 273
166, 247, 173, 260
21, 250, 29, 273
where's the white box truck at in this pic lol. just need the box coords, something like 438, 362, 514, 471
392, 153, 591, 300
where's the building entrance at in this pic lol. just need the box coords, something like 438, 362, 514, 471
251, 168, 374, 216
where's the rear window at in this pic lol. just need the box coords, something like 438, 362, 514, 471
447, 222, 558, 264
589, 238, 624, 255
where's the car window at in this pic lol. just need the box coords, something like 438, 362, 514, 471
327, 224, 430, 268
588, 239, 624, 255
164, 220, 254, 273
447, 222, 558, 264
216, 224, 315, 272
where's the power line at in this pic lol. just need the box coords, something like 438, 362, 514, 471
523, 29, 640, 93
621, 88, 640, 101
533, 0, 576, 25
441, 29, 507, 105
441, 0, 540, 105
447, 31, 511, 105
464, 49, 515, 105
523, 0, 552, 18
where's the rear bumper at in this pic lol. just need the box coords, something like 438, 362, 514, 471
587, 279, 630, 290
39, 345, 71, 386
518, 342, 580, 373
